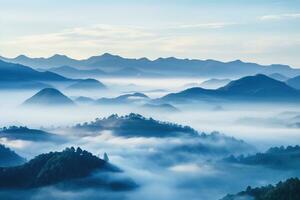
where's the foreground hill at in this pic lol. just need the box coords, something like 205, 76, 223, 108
73, 113, 198, 137
23, 88, 75, 106
222, 178, 300, 200
0, 126, 64, 142
224, 145, 300, 169
0, 60, 72, 89
2, 53, 300, 77
0, 144, 25, 167
72, 113, 253, 162
0, 147, 135, 189
160, 74, 300, 103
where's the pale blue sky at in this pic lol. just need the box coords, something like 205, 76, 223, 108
0, 0, 300, 67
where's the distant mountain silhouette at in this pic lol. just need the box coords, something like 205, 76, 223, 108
23, 88, 75, 106
200, 78, 231, 89
0, 60, 72, 89
67, 79, 106, 90
160, 74, 300, 103
218, 74, 298, 97
222, 177, 300, 200
286, 75, 300, 90
268, 73, 290, 81
74, 96, 96, 104
0, 60, 69, 82
97, 92, 149, 104
141, 103, 179, 112
0, 144, 25, 167
2, 53, 300, 77
0, 126, 64, 142
224, 145, 300, 169
110, 67, 161, 77
0, 54, 79, 69
0, 147, 129, 189
46, 65, 107, 78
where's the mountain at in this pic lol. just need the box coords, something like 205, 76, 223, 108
74, 96, 96, 104
268, 73, 290, 81
69, 114, 254, 162
0, 126, 64, 142
221, 177, 300, 200
110, 67, 162, 77
0, 144, 26, 167
218, 74, 298, 97
46, 65, 160, 79
0, 147, 125, 189
140, 103, 180, 112
286, 75, 300, 90
2, 53, 300, 78
0, 60, 73, 89
0, 60, 70, 82
97, 92, 149, 104
67, 79, 107, 90
200, 78, 231, 89
0, 54, 79, 69
46, 66, 107, 78
224, 145, 300, 169
23, 88, 75, 106
160, 74, 300, 103
73, 113, 198, 137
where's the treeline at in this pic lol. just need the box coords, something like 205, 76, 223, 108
222, 177, 300, 200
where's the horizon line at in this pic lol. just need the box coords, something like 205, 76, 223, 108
0, 52, 294, 68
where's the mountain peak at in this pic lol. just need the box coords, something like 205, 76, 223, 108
15, 55, 30, 60
100, 53, 120, 59
67, 78, 106, 90
48, 54, 70, 60
218, 74, 299, 97
23, 88, 74, 106
227, 59, 244, 64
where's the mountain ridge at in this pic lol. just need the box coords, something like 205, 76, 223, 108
23, 88, 75, 106
160, 74, 300, 103
1, 53, 299, 77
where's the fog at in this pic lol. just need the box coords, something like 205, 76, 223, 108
0, 77, 300, 200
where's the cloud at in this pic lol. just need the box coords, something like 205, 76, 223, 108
173, 22, 236, 29
169, 163, 217, 175
260, 13, 300, 21
1, 22, 300, 67
0, 22, 236, 59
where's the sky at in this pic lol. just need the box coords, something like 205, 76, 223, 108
0, 0, 300, 67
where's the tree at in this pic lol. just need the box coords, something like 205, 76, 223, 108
104, 152, 109, 162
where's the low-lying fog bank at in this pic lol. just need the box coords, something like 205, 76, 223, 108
0, 77, 300, 200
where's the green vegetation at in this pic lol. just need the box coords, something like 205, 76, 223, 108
0, 147, 117, 188
224, 145, 300, 169
222, 178, 300, 200
0, 144, 25, 167
74, 113, 198, 137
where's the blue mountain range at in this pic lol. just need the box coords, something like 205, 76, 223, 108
1, 53, 300, 77
160, 74, 300, 103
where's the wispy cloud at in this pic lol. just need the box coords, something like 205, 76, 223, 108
0, 23, 235, 59
260, 13, 300, 21
169, 22, 236, 29
1, 22, 300, 67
